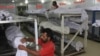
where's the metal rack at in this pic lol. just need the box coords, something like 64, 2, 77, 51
60, 14, 88, 56
0, 17, 39, 56
86, 10, 100, 42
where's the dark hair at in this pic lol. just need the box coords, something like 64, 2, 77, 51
41, 27, 54, 41
52, 1, 58, 8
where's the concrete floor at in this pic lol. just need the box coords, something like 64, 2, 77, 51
77, 37, 100, 56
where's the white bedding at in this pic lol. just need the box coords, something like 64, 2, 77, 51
26, 9, 49, 18
5, 26, 25, 46
48, 8, 88, 22
46, 8, 88, 33
86, 5, 100, 10
40, 21, 70, 34
0, 10, 29, 21
92, 20, 100, 27
5, 26, 28, 56
26, 9, 46, 14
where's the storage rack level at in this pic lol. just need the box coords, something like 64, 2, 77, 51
0, 18, 39, 56
60, 14, 88, 56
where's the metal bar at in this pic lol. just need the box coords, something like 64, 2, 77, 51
63, 29, 80, 52
84, 19, 88, 48
0, 18, 34, 24
60, 13, 88, 56
91, 11, 96, 38
84, 29, 88, 49
34, 19, 39, 51
61, 16, 65, 56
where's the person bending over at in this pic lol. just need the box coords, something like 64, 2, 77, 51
18, 28, 55, 56
47, 1, 59, 11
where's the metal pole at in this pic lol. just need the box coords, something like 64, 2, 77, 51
34, 19, 39, 51
61, 16, 64, 56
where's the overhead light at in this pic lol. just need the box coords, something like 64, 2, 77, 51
20, 3, 24, 6
25, 0, 28, 4
41, 0, 45, 3
76, 0, 81, 2
12, 0, 15, 2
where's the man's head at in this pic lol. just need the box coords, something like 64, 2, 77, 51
40, 28, 54, 43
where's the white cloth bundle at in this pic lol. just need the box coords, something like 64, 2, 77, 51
14, 37, 28, 56
92, 20, 100, 27
5, 26, 28, 56
49, 8, 88, 22
26, 8, 46, 14
0, 10, 13, 20
48, 8, 89, 34
86, 5, 100, 10
5, 26, 24, 43
40, 21, 70, 34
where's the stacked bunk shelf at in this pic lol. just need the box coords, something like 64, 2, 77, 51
59, 14, 87, 56
40, 13, 88, 56
86, 10, 100, 42
0, 17, 37, 56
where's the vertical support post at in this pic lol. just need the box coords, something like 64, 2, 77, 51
84, 19, 88, 49
34, 19, 39, 51
92, 11, 96, 38
61, 15, 64, 56
84, 29, 88, 49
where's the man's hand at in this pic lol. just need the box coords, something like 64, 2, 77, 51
21, 38, 27, 43
18, 45, 27, 51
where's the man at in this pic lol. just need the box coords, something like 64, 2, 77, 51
18, 28, 55, 56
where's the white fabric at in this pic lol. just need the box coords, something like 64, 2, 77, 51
26, 8, 46, 14
75, 41, 83, 51
64, 21, 81, 30
49, 8, 88, 22
26, 8, 49, 18
0, 10, 13, 20
64, 38, 83, 51
86, 5, 100, 10
5, 26, 24, 42
92, 20, 100, 27
5, 26, 28, 56
14, 37, 28, 56
40, 21, 70, 34
47, 8, 88, 34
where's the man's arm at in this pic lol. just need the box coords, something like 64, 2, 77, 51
21, 37, 34, 43
26, 48, 40, 56
26, 38, 34, 42
18, 45, 40, 56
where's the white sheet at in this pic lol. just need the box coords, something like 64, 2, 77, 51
48, 8, 88, 22
0, 10, 13, 20
40, 21, 70, 34
14, 37, 28, 56
5, 26, 28, 56
5, 26, 24, 43
92, 20, 100, 27
26, 8, 46, 14
86, 5, 100, 10
47, 8, 88, 33
26, 9, 49, 18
